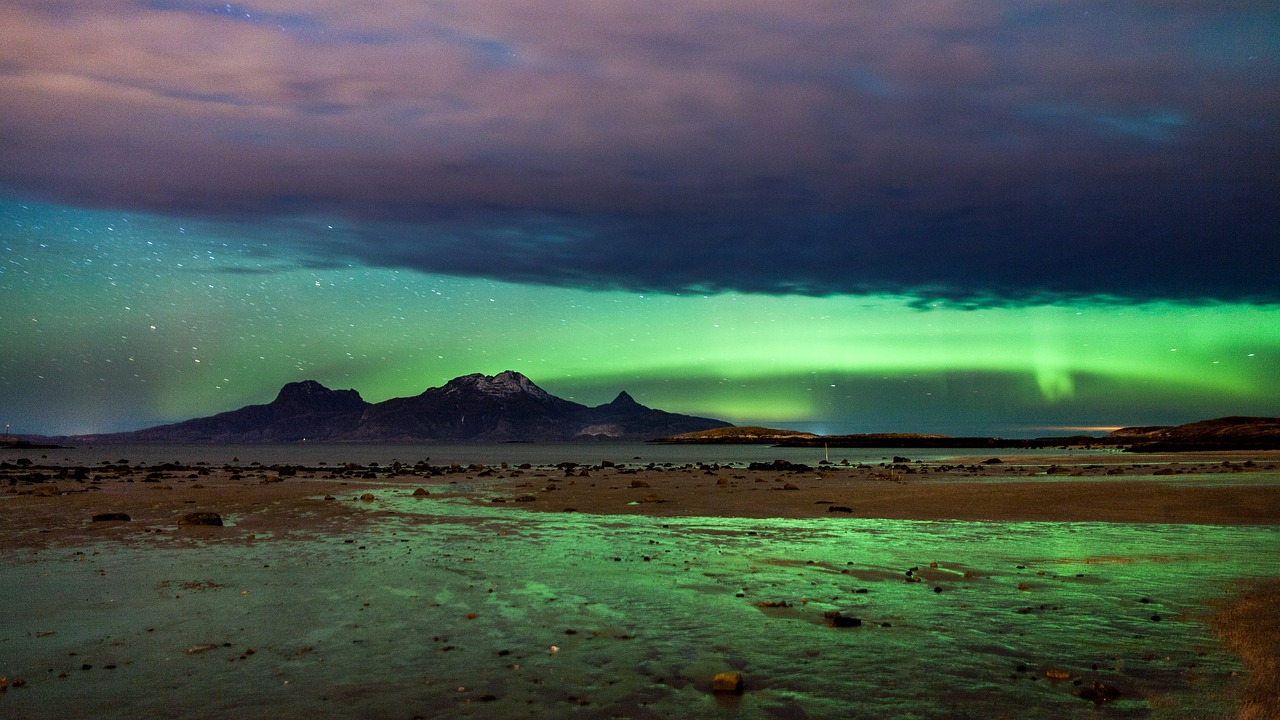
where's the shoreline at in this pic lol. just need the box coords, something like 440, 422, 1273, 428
3, 452, 1279, 550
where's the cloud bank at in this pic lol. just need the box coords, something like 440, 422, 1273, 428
1, 0, 1277, 304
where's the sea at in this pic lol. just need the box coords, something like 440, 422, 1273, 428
2, 443, 1275, 719
9, 441, 1125, 469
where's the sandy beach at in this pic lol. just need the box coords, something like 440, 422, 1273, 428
4, 451, 1279, 545
3, 449, 1278, 718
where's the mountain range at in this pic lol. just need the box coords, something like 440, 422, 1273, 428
69, 371, 731, 443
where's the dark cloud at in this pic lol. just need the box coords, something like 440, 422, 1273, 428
1, 0, 1277, 304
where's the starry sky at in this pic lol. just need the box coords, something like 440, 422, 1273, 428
1, 1, 1278, 437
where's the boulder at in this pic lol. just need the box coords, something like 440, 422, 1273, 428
1076, 682, 1121, 704
178, 512, 223, 526
712, 672, 744, 694
824, 611, 862, 628
91, 512, 131, 522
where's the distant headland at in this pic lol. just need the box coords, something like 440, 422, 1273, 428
654, 416, 1280, 452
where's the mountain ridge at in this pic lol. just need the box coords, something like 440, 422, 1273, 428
67, 371, 731, 443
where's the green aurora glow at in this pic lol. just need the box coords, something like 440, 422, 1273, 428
2, 202, 1277, 436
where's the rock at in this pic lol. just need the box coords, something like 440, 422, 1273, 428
748, 460, 812, 472
178, 512, 223, 527
712, 672, 744, 694
1076, 681, 1121, 704
828, 505, 853, 513
513, 495, 537, 502
824, 611, 862, 627
782, 482, 800, 490
32, 485, 61, 497
629, 479, 651, 488
982, 457, 1003, 464
91, 512, 131, 522
412, 487, 430, 496
359, 493, 376, 501
892, 456, 911, 464
639, 494, 664, 503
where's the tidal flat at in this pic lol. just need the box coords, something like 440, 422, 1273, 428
2, 450, 1278, 718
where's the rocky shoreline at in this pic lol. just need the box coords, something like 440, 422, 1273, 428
3, 450, 1277, 717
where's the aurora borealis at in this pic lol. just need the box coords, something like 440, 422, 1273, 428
1, 1, 1277, 437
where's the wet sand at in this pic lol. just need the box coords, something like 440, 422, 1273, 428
3, 452, 1279, 548
3, 450, 1278, 716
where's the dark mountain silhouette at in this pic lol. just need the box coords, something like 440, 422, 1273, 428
1106, 416, 1280, 451
72, 371, 731, 443
102, 380, 370, 443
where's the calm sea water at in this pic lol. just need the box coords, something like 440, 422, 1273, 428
13, 442, 1122, 468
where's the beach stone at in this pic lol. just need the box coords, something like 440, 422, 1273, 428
32, 485, 61, 496
824, 611, 862, 627
639, 493, 664, 503
712, 672, 744, 694
359, 493, 376, 501
828, 505, 853, 513
92, 512, 131, 522
412, 487, 430, 496
1076, 681, 1121, 704
748, 460, 811, 472
178, 512, 224, 526
629, 479, 650, 488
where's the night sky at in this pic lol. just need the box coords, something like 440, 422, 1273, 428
2, 1, 1277, 437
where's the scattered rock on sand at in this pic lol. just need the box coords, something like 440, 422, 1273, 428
178, 512, 224, 527
712, 672, 744, 694
824, 611, 862, 627
1076, 681, 1121, 704
748, 460, 811, 472
92, 512, 131, 522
